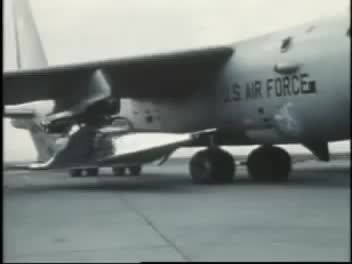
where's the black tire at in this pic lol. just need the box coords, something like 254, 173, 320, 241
210, 148, 236, 183
70, 169, 82, 177
86, 168, 99, 177
112, 167, 126, 176
128, 166, 142, 176
189, 148, 235, 184
247, 146, 291, 182
190, 150, 212, 184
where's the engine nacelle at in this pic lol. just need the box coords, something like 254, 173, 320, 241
43, 69, 120, 133
43, 97, 121, 134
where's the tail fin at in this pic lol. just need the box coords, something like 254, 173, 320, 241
11, 0, 56, 162
13, 0, 48, 69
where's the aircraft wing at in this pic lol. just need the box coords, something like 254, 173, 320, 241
97, 128, 217, 165
4, 46, 234, 106
5, 0, 233, 117
5, 128, 217, 171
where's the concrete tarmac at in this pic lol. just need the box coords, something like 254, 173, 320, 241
3, 158, 350, 262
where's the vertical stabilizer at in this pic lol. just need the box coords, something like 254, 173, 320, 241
13, 0, 48, 69
10, 0, 56, 162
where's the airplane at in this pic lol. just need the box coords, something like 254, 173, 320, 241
3, 0, 350, 184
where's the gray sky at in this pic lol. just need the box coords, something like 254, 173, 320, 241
3, 0, 350, 161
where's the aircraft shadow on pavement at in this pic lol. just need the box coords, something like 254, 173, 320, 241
4, 166, 350, 194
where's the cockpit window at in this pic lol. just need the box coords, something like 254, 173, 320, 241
281, 37, 292, 53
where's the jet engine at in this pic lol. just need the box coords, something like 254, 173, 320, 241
42, 97, 120, 134
41, 69, 121, 134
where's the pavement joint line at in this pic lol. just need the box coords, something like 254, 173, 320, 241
118, 194, 191, 262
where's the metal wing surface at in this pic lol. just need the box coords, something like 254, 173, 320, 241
4, 47, 234, 105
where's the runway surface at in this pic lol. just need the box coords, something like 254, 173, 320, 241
4, 158, 350, 262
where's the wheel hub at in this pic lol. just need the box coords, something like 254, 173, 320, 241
189, 148, 235, 184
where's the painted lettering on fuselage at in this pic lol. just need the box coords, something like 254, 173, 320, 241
224, 73, 317, 102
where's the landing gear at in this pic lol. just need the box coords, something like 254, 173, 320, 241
128, 165, 142, 176
70, 169, 82, 177
70, 168, 99, 177
247, 146, 291, 182
112, 166, 142, 176
189, 147, 235, 184
86, 168, 99, 176
113, 167, 126, 176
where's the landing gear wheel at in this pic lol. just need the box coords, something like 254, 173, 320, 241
189, 148, 235, 184
247, 146, 291, 182
128, 166, 142, 176
70, 169, 82, 177
112, 167, 126, 176
86, 168, 99, 176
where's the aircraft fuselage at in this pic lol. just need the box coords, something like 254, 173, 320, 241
125, 14, 350, 146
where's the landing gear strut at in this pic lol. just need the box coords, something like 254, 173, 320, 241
189, 147, 235, 184
247, 146, 291, 182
